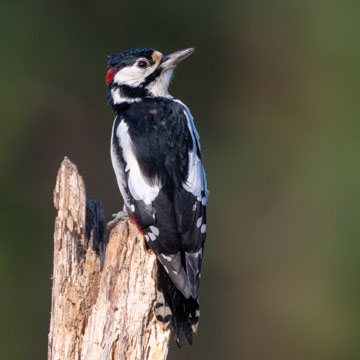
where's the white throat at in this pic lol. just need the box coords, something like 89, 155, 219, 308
145, 69, 174, 98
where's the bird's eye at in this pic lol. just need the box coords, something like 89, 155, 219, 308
137, 60, 149, 68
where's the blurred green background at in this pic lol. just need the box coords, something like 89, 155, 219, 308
1, 0, 359, 359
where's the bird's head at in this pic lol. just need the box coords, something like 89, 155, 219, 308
106, 47, 194, 110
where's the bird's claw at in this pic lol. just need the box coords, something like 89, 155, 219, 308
107, 210, 129, 230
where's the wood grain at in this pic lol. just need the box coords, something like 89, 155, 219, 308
48, 157, 170, 360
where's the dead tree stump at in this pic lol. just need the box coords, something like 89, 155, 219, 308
48, 157, 170, 360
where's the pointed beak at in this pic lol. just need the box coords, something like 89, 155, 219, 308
160, 47, 195, 70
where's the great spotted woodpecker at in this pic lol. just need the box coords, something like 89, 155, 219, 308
106, 47, 208, 346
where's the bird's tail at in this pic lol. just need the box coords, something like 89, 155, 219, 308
155, 261, 200, 347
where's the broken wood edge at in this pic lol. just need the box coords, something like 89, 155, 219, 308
48, 157, 171, 360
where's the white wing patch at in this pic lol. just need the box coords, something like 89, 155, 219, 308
110, 117, 131, 206
116, 120, 160, 205
174, 100, 209, 203
184, 150, 204, 199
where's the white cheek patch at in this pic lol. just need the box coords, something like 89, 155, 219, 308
113, 63, 158, 87
113, 65, 143, 86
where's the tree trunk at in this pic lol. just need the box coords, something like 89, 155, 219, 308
48, 157, 170, 360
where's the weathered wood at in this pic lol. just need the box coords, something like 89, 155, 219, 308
48, 157, 170, 360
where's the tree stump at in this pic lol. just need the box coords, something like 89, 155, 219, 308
48, 157, 170, 360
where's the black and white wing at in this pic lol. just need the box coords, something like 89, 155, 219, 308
111, 114, 159, 225
174, 101, 208, 298
110, 100, 208, 299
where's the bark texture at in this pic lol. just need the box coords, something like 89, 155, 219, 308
48, 157, 170, 360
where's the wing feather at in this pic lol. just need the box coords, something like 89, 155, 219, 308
111, 100, 208, 299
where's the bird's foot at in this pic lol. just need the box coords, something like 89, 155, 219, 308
107, 210, 129, 230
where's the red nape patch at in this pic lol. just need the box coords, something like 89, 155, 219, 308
106, 68, 115, 85
130, 216, 143, 235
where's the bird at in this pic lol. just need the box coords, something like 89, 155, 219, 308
105, 47, 208, 346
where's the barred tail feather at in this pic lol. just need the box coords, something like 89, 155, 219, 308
155, 261, 200, 347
